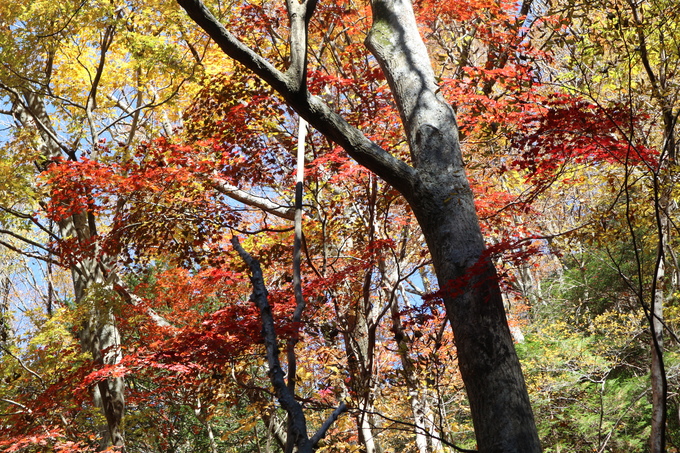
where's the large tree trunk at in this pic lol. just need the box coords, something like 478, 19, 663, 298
364, 2, 540, 451
72, 253, 126, 452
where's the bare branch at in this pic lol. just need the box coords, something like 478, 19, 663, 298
84, 24, 117, 154
1, 346, 46, 387
0, 239, 62, 266
0, 229, 54, 253
0, 398, 32, 414
108, 274, 174, 329
0, 84, 74, 160
310, 401, 348, 447
176, 0, 290, 91
362, 408, 477, 452
211, 179, 295, 220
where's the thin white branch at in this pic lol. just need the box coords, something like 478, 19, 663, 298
211, 178, 295, 220
0, 398, 32, 414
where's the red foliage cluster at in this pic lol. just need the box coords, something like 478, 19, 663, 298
42, 138, 244, 268
511, 94, 658, 180
42, 157, 121, 222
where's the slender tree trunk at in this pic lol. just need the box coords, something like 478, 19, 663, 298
650, 268, 666, 453
627, 4, 677, 447
0, 277, 11, 346
382, 260, 441, 452
11, 92, 126, 452
344, 303, 381, 453
649, 148, 671, 453
357, 399, 379, 453
195, 398, 219, 453
389, 291, 441, 453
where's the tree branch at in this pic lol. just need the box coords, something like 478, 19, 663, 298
1, 345, 46, 387
108, 273, 174, 329
0, 85, 74, 160
310, 401, 348, 447
0, 229, 54, 253
0, 398, 32, 414
284, 0, 318, 92
85, 23, 116, 154
230, 236, 312, 452
176, 0, 291, 91
0, 239, 62, 266
210, 178, 295, 220
175, 0, 416, 194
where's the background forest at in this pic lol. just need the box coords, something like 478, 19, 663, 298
1, 0, 680, 451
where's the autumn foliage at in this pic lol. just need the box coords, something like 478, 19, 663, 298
1, 0, 679, 451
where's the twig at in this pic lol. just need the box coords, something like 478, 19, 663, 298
0, 346, 45, 387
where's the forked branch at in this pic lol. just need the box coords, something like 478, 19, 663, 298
176, 0, 417, 194
231, 236, 347, 452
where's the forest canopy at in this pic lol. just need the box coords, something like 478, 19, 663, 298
1, 0, 679, 452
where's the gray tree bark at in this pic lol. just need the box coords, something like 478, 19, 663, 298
365, 4, 540, 450
8, 90, 127, 452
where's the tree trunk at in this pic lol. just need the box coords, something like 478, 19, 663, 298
364, 2, 540, 451
650, 270, 666, 453
0, 277, 12, 346
389, 285, 441, 453
343, 294, 381, 453
649, 144, 670, 453
11, 91, 127, 452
